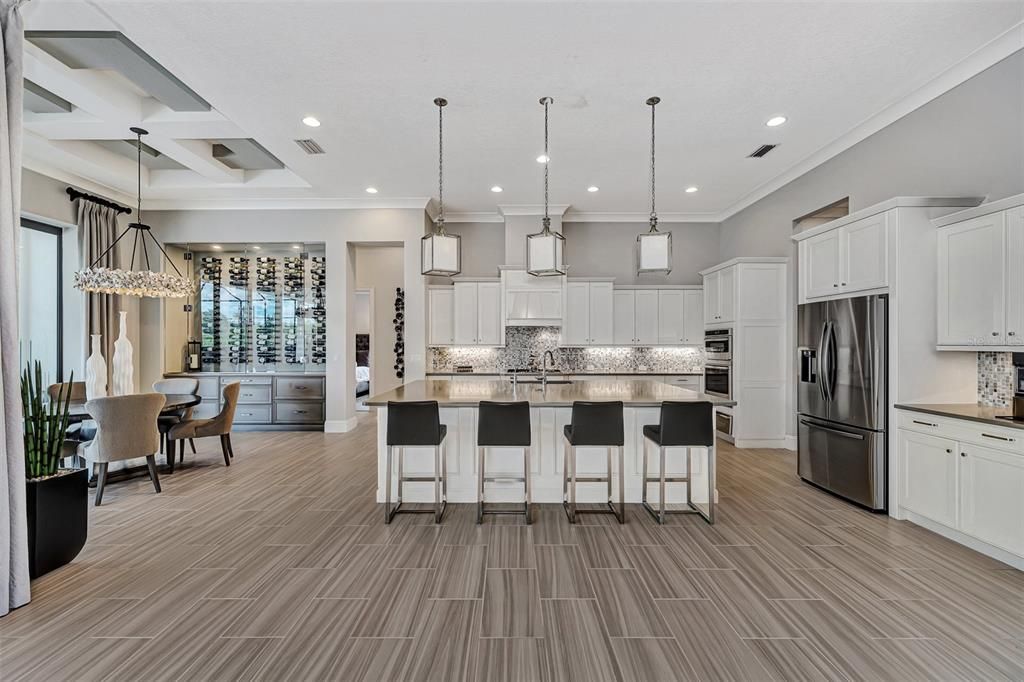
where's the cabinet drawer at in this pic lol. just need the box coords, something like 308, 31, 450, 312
223, 376, 272, 386
274, 401, 324, 424
897, 411, 1024, 457
191, 401, 220, 420
668, 375, 700, 389
197, 377, 220, 399
234, 404, 272, 423
237, 386, 272, 404
275, 376, 324, 399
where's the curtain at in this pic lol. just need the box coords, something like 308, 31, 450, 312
78, 201, 121, 387
0, 0, 29, 617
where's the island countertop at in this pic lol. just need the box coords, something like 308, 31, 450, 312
366, 378, 736, 408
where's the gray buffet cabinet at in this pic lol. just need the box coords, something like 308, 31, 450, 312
164, 372, 326, 430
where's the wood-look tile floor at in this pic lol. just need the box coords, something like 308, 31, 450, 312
2, 414, 1022, 681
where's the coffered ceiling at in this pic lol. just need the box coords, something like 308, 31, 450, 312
21, 1, 1024, 221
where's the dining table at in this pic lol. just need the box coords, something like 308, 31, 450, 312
67, 393, 202, 423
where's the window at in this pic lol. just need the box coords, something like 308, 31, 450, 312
18, 218, 63, 383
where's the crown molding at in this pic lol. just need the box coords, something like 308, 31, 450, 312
717, 20, 1024, 223
498, 204, 570, 217
23, 157, 136, 207
444, 211, 505, 223
140, 196, 433, 211
562, 211, 723, 224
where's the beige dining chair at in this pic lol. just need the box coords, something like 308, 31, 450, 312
167, 381, 239, 472
82, 393, 166, 506
153, 378, 199, 458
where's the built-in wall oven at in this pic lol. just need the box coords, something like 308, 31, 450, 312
704, 361, 732, 400
704, 329, 732, 362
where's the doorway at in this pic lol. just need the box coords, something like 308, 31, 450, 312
355, 288, 372, 410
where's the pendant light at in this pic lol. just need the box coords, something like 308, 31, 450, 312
421, 97, 461, 276
73, 127, 195, 298
636, 96, 672, 275
527, 96, 566, 277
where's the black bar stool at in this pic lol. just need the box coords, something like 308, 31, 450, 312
641, 401, 716, 524
385, 400, 448, 524
563, 401, 625, 524
477, 401, 532, 524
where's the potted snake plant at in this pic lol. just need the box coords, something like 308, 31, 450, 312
22, 360, 88, 578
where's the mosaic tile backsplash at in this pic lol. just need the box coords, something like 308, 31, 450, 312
428, 326, 704, 374
978, 352, 1014, 407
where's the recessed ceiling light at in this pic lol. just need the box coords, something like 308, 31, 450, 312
491, 186, 503, 193
587, 186, 599, 193
765, 115, 787, 127
211, 244, 222, 250
252, 245, 261, 250
365, 187, 378, 194
536, 154, 549, 164
685, 186, 699, 193
302, 116, 321, 128
292, 244, 301, 250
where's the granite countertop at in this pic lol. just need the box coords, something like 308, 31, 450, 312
367, 378, 735, 408
426, 371, 704, 377
165, 371, 327, 377
895, 403, 1024, 430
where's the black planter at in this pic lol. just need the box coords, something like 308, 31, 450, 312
26, 468, 88, 579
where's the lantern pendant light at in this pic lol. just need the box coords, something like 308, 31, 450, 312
421, 97, 461, 276
527, 96, 567, 277
636, 96, 672, 275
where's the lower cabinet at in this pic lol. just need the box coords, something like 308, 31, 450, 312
165, 373, 326, 429
897, 417, 1024, 561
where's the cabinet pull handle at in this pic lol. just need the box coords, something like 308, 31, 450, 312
833, 284, 839, 288
841, 282, 847, 286
945, 448, 952, 454
912, 420, 938, 427
1010, 331, 1017, 337
961, 452, 966, 457
294, 410, 308, 414
992, 332, 999, 337
982, 432, 1014, 442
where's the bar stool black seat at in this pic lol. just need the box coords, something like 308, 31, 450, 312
477, 401, 532, 524
563, 401, 625, 524
385, 400, 448, 524
641, 401, 716, 524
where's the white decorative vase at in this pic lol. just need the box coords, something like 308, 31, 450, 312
111, 311, 134, 396
85, 334, 107, 400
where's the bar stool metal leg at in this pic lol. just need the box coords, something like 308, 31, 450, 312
568, 444, 577, 523
385, 445, 394, 523
641, 438, 649, 511
434, 445, 442, 524
525, 447, 532, 525
707, 440, 716, 524
658, 446, 667, 525
617, 446, 625, 524
477, 446, 485, 524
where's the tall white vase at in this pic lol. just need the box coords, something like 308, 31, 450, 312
111, 311, 134, 396
85, 334, 107, 400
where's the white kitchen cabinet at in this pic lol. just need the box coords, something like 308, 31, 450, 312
800, 212, 888, 301
959, 442, 1024, 557
448, 280, 503, 346
476, 282, 503, 346
937, 212, 1005, 347
897, 429, 958, 528
588, 282, 614, 345
453, 282, 479, 344
562, 281, 613, 346
682, 290, 703, 344
634, 290, 659, 344
428, 287, 454, 345
804, 230, 842, 299
657, 290, 684, 344
703, 266, 735, 324
1005, 207, 1024, 345
613, 290, 636, 344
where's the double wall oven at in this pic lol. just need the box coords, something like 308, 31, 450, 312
704, 329, 733, 436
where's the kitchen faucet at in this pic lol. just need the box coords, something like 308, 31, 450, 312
541, 350, 556, 388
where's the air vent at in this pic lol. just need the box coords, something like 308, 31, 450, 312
294, 138, 325, 155
748, 144, 778, 158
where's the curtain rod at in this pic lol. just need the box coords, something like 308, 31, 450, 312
65, 187, 132, 215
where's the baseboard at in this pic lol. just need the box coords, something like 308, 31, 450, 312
733, 437, 792, 450
783, 435, 797, 451
902, 509, 1023, 570
324, 417, 359, 433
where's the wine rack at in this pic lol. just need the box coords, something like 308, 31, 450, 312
200, 256, 222, 364
310, 256, 326, 365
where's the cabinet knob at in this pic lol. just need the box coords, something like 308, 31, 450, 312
833, 284, 839, 288
992, 332, 999, 337
1010, 331, 1017, 337
841, 282, 847, 286
945, 448, 952, 454
960, 452, 966, 457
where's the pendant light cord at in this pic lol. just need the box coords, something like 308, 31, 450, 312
434, 97, 447, 233
542, 96, 551, 231
648, 96, 659, 231
136, 129, 143, 225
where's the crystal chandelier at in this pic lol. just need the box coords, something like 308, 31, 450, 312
636, 96, 672, 275
527, 96, 566, 277
74, 127, 195, 298
421, 97, 461, 276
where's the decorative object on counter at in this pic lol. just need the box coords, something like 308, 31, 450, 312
421, 96, 461, 277
72, 128, 195, 299
111, 311, 133, 396
527, 96, 567, 277
85, 334, 107, 399
21, 361, 87, 578
428, 326, 705, 374
394, 287, 405, 379
978, 351, 1015, 407
187, 339, 202, 371
636, 96, 671, 275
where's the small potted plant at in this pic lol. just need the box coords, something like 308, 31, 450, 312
22, 361, 87, 578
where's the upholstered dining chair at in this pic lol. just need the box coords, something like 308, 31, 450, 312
152, 378, 200, 459
166, 381, 239, 472
82, 393, 166, 506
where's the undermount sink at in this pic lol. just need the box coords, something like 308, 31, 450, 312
516, 378, 573, 385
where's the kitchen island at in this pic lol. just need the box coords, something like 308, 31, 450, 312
366, 378, 736, 505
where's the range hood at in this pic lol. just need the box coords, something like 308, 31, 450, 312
500, 266, 564, 327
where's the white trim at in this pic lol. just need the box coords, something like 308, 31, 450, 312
733, 438, 793, 450
325, 417, 359, 433
783, 435, 797, 451
143, 197, 432, 211
21, 210, 76, 231
718, 22, 1024, 223
563, 211, 721, 223
444, 211, 505, 223
932, 191, 1024, 227
901, 510, 1023, 570
792, 196, 983, 241
699, 256, 789, 276
498, 204, 570, 217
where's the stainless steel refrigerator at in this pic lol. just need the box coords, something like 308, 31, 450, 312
797, 294, 887, 510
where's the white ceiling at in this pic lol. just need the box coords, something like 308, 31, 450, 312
22, 1, 1024, 220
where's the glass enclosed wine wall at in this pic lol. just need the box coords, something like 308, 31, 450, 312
192, 245, 326, 373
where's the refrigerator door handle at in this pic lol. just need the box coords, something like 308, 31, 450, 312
826, 320, 838, 402
816, 322, 830, 402
799, 419, 865, 440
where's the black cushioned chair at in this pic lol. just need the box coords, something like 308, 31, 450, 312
477, 401, 532, 524
563, 401, 625, 524
641, 401, 716, 524
385, 401, 448, 524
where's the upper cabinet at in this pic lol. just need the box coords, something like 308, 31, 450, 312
430, 279, 504, 347
427, 287, 454, 345
658, 289, 704, 344
936, 202, 1024, 349
798, 211, 889, 302
703, 266, 735, 324
561, 280, 613, 346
